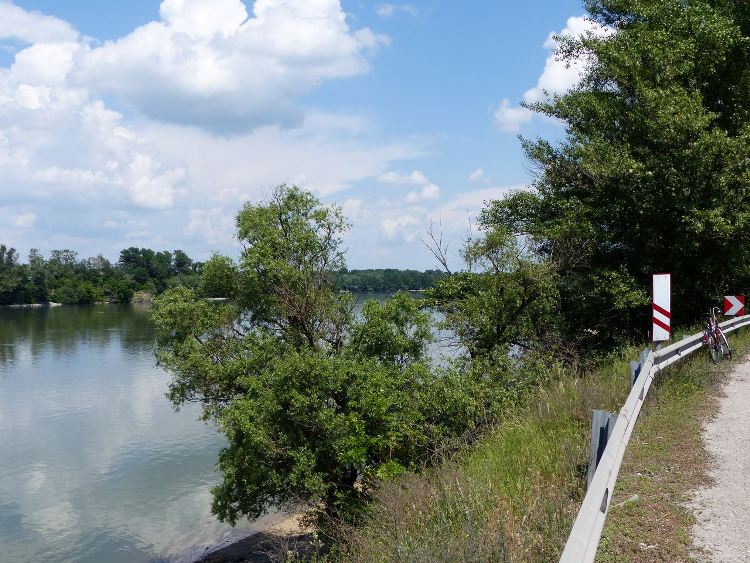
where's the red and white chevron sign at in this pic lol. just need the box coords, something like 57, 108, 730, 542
652, 274, 671, 342
724, 295, 745, 316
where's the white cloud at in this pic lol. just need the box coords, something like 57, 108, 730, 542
429, 186, 526, 227
75, 0, 389, 133
143, 120, 425, 202
523, 16, 610, 104
376, 4, 418, 18
377, 168, 440, 201
11, 42, 80, 85
378, 169, 428, 185
126, 153, 186, 209
406, 183, 439, 202
494, 16, 611, 134
0, 1, 438, 264
12, 212, 36, 228
493, 98, 533, 134
0, 2, 78, 43
340, 198, 365, 222
381, 214, 420, 241
339, 185, 531, 268
186, 207, 235, 244
0, 62, 187, 211
468, 168, 487, 182
14, 84, 51, 109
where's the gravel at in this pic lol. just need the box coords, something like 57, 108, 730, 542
692, 359, 750, 562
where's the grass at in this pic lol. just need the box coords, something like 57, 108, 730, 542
597, 326, 750, 562
334, 350, 636, 562
330, 327, 750, 563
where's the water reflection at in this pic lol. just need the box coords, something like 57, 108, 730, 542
0, 304, 155, 370
0, 304, 257, 563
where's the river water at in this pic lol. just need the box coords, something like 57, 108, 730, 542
0, 296, 441, 562
0, 304, 264, 563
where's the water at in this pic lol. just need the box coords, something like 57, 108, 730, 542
0, 295, 453, 562
0, 304, 266, 563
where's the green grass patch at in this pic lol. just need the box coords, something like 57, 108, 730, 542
335, 350, 636, 562
333, 328, 750, 562
597, 326, 750, 562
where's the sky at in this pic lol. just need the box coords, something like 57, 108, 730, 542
0, 0, 594, 269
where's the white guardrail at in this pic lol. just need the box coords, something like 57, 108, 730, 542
560, 314, 750, 562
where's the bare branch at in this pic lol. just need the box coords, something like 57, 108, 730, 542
421, 219, 452, 275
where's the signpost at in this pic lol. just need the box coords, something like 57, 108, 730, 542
723, 295, 745, 316
652, 274, 671, 342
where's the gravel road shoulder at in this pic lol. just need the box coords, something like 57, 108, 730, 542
692, 358, 750, 562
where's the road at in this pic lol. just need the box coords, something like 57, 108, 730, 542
692, 358, 750, 561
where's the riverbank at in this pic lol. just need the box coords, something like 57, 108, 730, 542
4, 301, 62, 308
336, 350, 635, 561
197, 513, 318, 563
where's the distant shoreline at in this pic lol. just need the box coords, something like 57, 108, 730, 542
3, 302, 62, 308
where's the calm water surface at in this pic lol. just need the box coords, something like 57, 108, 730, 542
0, 295, 447, 562
0, 304, 264, 563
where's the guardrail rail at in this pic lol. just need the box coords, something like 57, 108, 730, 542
560, 314, 750, 563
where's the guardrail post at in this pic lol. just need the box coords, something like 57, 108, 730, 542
630, 360, 641, 388
631, 349, 651, 387
639, 348, 650, 364
587, 410, 618, 489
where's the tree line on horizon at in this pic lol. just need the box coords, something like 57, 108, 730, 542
0, 245, 202, 305
0, 244, 446, 305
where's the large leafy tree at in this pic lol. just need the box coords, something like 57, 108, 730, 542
152, 186, 512, 531
426, 222, 560, 360
0, 245, 23, 304
486, 0, 750, 348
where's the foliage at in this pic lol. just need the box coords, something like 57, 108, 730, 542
338, 348, 635, 563
152, 185, 514, 531
331, 269, 447, 292
426, 221, 560, 360
349, 292, 432, 366
0, 244, 202, 305
0, 245, 23, 304
198, 254, 239, 298
482, 0, 750, 349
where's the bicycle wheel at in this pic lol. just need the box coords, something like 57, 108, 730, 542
707, 338, 721, 364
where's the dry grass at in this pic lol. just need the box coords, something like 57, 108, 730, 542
333, 329, 750, 563
335, 350, 636, 562
597, 327, 750, 562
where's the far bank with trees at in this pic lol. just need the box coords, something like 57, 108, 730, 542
0, 244, 444, 306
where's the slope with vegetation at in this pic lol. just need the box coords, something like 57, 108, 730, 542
157, 0, 750, 558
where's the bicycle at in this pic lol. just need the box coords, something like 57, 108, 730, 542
703, 306, 732, 364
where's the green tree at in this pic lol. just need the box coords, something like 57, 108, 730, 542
484, 0, 750, 348
0, 245, 22, 304
426, 223, 560, 359
198, 254, 238, 298
172, 249, 194, 276
25, 249, 48, 303
153, 186, 506, 531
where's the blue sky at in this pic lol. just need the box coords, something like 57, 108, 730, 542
0, 0, 590, 269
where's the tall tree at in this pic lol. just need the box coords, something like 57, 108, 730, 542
485, 0, 750, 348
0, 245, 22, 303
26, 249, 48, 302
152, 186, 509, 531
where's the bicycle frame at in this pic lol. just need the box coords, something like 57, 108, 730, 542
704, 306, 732, 362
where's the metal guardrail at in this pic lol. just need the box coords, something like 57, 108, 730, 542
560, 314, 750, 563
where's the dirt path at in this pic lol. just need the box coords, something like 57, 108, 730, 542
692, 358, 750, 562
